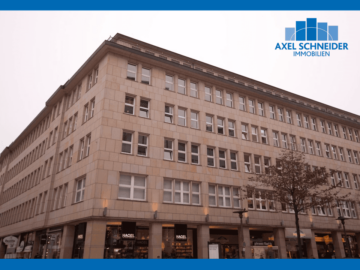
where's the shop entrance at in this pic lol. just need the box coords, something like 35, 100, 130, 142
314, 233, 335, 259
250, 230, 278, 259
210, 229, 239, 259
162, 225, 197, 258
72, 223, 87, 259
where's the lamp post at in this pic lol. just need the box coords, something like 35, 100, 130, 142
234, 209, 248, 259
336, 216, 352, 258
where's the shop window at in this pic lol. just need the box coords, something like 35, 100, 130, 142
162, 227, 195, 258
118, 174, 146, 201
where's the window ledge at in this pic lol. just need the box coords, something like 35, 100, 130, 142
163, 202, 202, 207
117, 198, 147, 202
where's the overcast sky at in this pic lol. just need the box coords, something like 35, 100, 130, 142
0, 11, 359, 152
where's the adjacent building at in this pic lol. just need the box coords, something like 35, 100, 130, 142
0, 33, 359, 259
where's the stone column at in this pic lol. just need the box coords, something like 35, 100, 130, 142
31, 233, 40, 258
148, 223, 162, 258
83, 220, 107, 259
306, 231, 318, 258
332, 231, 345, 259
274, 228, 287, 259
355, 233, 360, 257
238, 226, 251, 258
60, 225, 76, 258
197, 225, 210, 258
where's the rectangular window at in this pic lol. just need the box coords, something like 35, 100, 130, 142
87, 74, 93, 90
344, 173, 350, 188
58, 153, 63, 172
53, 188, 58, 210
219, 150, 226, 169
300, 138, 307, 153
164, 180, 200, 205
62, 184, 68, 207
264, 157, 271, 174
206, 115, 213, 132
261, 128, 268, 144
311, 118, 317, 131
244, 154, 251, 173
190, 82, 198, 98
207, 148, 215, 167
178, 108, 186, 126
90, 99, 95, 118
68, 118, 73, 135
127, 64, 137, 81
73, 113, 78, 132
217, 118, 225, 134
308, 140, 314, 154
320, 120, 326, 133
164, 139, 173, 160
178, 142, 187, 163
215, 90, 223, 105
75, 178, 85, 203
124, 95, 135, 115
342, 127, 347, 139
290, 136, 297, 151
83, 104, 89, 123
85, 134, 91, 157
273, 131, 279, 147
330, 172, 336, 186
191, 111, 199, 129
230, 152, 237, 170
165, 75, 174, 91
209, 185, 217, 206
68, 146, 73, 167
325, 144, 331, 158
163, 179, 173, 203
247, 190, 254, 209
331, 146, 338, 159
334, 125, 339, 137
251, 126, 258, 142
269, 105, 276, 119
255, 190, 267, 211
339, 148, 345, 161
337, 172, 343, 187
137, 135, 148, 157
119, 174, 146, 201
278, 108, 284, 122
248, 99, 255, 114
242, 124, 248, 140
281, 134, 288, 149
286, 110, 292, 124
63, 121, 68, 139
218, 186, 231, 207
354, 151, 359, 164
141, 68, 151, 84
226, 93, 233, 107
53, 127, 58, 144
303, 116, 309, 128
327, 123, 333, 135
191, 145, 199, 165
239, 97, 246, 111
79, 139, 85, 160
353, 175, 359, 189
258, 102, 264, 116
164, 105, 173, 123
315, 142, 322, 156
347, 150, 353, 163
205, 86, 212, 102
121, 132, 133, 154
296, 113, 302, 127
174, 180, 190, 204
350, 202, 357, 218
254, 156, 261, 174
228, 120, 235, 137
355, 130, 359, 142
349, 129, 354, 141
178, 78, 186, 94
139, 99, 149, 118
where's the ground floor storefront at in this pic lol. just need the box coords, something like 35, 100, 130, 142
1, 220, 359, 259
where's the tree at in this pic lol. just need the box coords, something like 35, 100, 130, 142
248, 150, 349, 258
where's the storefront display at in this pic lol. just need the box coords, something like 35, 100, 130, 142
34, 230, 47, 259
162, 225, 197, 258
314, 233, 335, 259
45, 227, 63, 259
3, 235, 18, 259
72, 223, 87, 259
250, 230, 278, 259
209, 229, 238, 259
16, 232, 34, 259
343, 234, 359, 258
285, 228, 311, 258
104, 222, 149, 259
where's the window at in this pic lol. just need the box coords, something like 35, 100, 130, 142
164, 179, 200, 205
87, 74, 93, 90
251, 126, 258, 142
83, 104, 89, 123
331, 146, 338, 159
242, 124, 248, 140
342, 127, 347, 139
121, 132, 133, 154
311, 118, 317, 131
215, 90, 223, 104
178, 78, 186, 94
53, 127, 58, 144
73, 113, 78, 132
334, 125, 339, 137
349, 129, 354, 141
217, 118, 225, 134
228, 121, 235, 137
219, 150, 226, 169
75, 178, 85, 203
192, 183, 201, 205
244, 154, 251, 173
247, 190, 254, 209
163, 179, 173, 203
118, 174, 146, 201
303, 116, 309, 128
337, 172, 343, 187
354, 151, 359, 164
191, 145, 199, 165
290, 136, 297, 151
261, 128, 268, 144
315, 142, 322, 156
139, 99, 149, 118
248, 99, 255, 114
79, 139, 85, 160
63, 121, 68, 139
254, 156, 261, 174
127, 64, 137, 81
286, 110, 292, 124
353, 175, 359, 189
327, 123, 333, 135
344, 173, 350, 188
207, 148, 215, 167
255, 191, 267, 210
347, 150, 353, 163
264, 157, 271, 174
164, 105, 173, 123
258, 102, 264, 116
209, 185, 216, 206
355, 130, 359, 142
164, 139, 173, 160
325, 144, 331, 158
190, 82, 198, 98
281, 134, 288, 149
308, 140, 314, 154
230, 152, 237, 170
68, 146, 73, 167
165, 75, 174, 91
68, 117, 73, 134
218, 186, 231, 207
62, 184, 68, 207
58, 153, 63, 172
296, 113, 302, 127
141, 68, 151, 84
209, 185, 241, 208
273, 131, 279, 147
178, 142, 187, 163
205, 86, 212, 102
206, 115, 213, 132
85, 135, 91, 157
350, 202, 357, 218
320, 120, 326, 133
339, 148, 345, 161
191, 111, 199, 129
178, 108, 186, 126
94, 69, 99, 84
174, 181, 190, 204
278, 108, 284, 122
269, 105, 276, 119
137, 135, 148, 157
124, 95, 135, 115
330, 172, 336, 186
226, 93, 233, 107
53, 188, 58, 210
300, 138, 307, 153
239, 97, 246, 111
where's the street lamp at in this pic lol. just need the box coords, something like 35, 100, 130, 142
234, 209, 248, 259
336, 216, 352, 258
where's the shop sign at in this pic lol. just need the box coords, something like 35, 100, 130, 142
121, 222, 136, 240
253, 241, 274, 246
16, 241, 25, 253
78, 235, 84, 239
285, 228, 312, 239
3, 236, 18, 248
24, 246, 32, 253
174, 224, 187, 241
135, 240, 148, 247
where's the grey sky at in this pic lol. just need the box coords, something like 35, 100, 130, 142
0, 11, 359, 152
